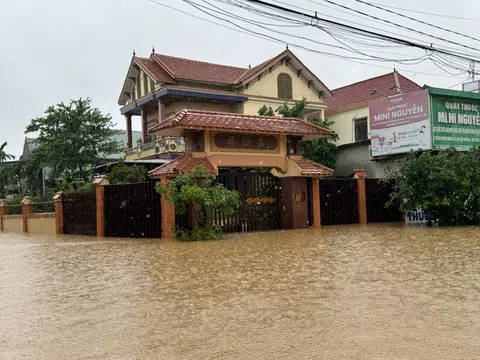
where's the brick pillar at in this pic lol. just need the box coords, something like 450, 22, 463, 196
311, 178, 321, 228
160, 176, 176, 239
53, 192, 64, 235
277, 177, 309, 229
22, 196, 33, 233
94, 175, 109, 238
141, 108, 148, 143
354, 169, 368, 225
0, 200, 7, 231
126, 114, 133, 149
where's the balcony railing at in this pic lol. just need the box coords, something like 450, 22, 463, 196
125, 137, 185, 160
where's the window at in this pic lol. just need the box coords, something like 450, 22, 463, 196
143, 73, 149, 94
354, 117, 368, 142
277, 73, 293, 99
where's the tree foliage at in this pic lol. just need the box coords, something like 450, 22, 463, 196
257, 98, 338, 168
108, 161, 148, 185
385, 148, 480, 226
157, 166, 241, 240
25, 98, 121, 182
0, 142, 15, 163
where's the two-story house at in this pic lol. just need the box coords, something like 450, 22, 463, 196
325, 71, 422, 177
118, 48, 332, 160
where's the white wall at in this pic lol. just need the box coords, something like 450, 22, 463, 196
329, 107, 369, 146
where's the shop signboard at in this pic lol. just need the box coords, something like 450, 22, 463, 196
369, 89, 431, 157
430, 88, 480, 150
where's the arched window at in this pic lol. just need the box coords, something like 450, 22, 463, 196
277, 73, 293, 99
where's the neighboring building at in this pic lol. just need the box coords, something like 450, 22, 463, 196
324, 71, 422, 177
118, 48, 332, 160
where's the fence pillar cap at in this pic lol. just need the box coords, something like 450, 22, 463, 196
94, 175, 110, 186
21, 196, 33, 205
353, 168, 368, 179
52, 192, 65, 202
0, 200, 7, 207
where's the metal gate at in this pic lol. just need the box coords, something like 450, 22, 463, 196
320, 178, 358, 226
215, 170, 279, 233
366, 179, 402, 223
104, 181, 161, 238
63, 191, 97, 236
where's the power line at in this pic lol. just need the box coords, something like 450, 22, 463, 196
354, 0, 480, 44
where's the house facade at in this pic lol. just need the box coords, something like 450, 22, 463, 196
324, 71, 422, 177
118, 49, 332, 160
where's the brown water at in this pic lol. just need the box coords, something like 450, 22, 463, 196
1, 224, 480, 359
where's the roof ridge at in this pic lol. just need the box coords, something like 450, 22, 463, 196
153, 53, 248, 71
233, 50, 288, 84
331, 72, 395, 92
150, 54, 177, 78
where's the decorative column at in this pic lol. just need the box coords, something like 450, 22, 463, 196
158, 99, 167, 122
94, 175, 110, 238
160, 176, 176, 239
311, 178, 321, 228
0, 200, 7, 231
22, 196, 33, 233
354, 169, 368, 225
53, 192, 64, 235
126, 114, 133, 149
141, 108, 148, 143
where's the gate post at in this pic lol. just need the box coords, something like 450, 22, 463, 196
22, 196, 33, 233
53, 192, 64, 235
94, 175, 109, 238
354, 169, 368, 225
311, 178, 321, 228
0, 200, 7, 231
160, 176, 176, 239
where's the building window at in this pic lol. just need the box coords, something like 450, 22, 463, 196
143, 73, 149, 95
277, 73, 293, 99
354, 117, 368, 142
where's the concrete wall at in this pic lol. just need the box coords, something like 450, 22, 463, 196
2, 216, 23, 233
27, 214, 56, 236
335, 142, 401, 178
329, 107, 369, 146
167, 102, 234, 115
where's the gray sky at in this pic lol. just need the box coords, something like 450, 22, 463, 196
1, 0, 479, 157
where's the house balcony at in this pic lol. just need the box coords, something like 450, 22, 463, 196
124, 137, 185, 160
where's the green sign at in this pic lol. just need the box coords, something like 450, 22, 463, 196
431, 89, 480, 150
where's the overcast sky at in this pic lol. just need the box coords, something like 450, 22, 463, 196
1, 0, 479, 157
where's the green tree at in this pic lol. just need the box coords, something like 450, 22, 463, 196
157, 165, 241, 240
0, 142, 15, 163
108, 161, 147, 184
257, 98, 338, 168
385, 148, 480, 226
25, 98, 121, 182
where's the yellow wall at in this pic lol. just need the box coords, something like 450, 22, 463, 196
2, 216, 23, 233
27, 216, 56, 236
204, 132, 287, 157
329, 107, 369, 146
244, 62, 323, 103
167, 102, 234, 115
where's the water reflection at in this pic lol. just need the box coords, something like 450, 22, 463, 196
1, 224, 480, 359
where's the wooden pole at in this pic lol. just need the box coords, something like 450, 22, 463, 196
94, 175, 109, 238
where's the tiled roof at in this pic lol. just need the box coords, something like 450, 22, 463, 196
151, 53, 247, 85
353, 168, 368, 178
293, 157, 334, 177
134, 57, 177, 84
149, 109, 332, 138
325, 72, 422, 115
148, 155, 217, 178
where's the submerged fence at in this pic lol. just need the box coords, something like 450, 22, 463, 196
366, 179, 402, 223
319, 178, 359, 226
63, 191, 97, 236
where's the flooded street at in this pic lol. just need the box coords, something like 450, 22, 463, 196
1, 224, 480, 359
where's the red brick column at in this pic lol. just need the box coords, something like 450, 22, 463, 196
161, 176, 176, 239
311, 178, 321, 228
354, 169, 368, 225
0, 200, 7, 231
94, 175, 109, 238
53, 192, 64, 235
22, 197, 33, 233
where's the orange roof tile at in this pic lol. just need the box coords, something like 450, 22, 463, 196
293, 157, 334, 177
149, 109, 332, 139
134, 57, 177, 84
325, 72, 421, 115
148, 155, 217, 178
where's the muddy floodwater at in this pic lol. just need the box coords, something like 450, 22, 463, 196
1, 224, 480, 359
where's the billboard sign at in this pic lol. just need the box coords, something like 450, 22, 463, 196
369, 90, 431, 157
431, 93, 480, 150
